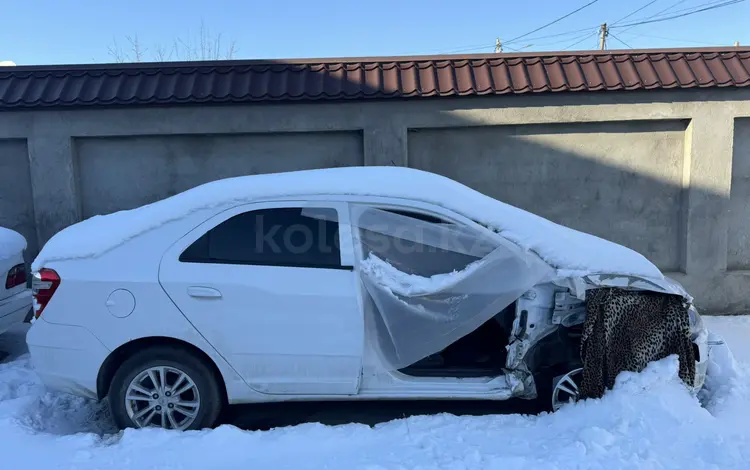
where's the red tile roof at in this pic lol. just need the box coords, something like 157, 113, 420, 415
1, 48, 749, 109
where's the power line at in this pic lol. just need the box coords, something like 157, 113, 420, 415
504, 0, 601, 44
650, 0, 733, 16
611, 0, 661, 25
437, 44, 495, 54
618, 0, 731, 34
612, 0, 746, 28
520, 30, 601, 49
436, 25, 600, 53
505, 27, 600, 45
616, 0, 690, 33
564, 31, 600, 50
619, 31, 723, 46
609, 33, 635, 48
435, 0, 744, 56
509, 0, 723, 45
650, 0, 690, 16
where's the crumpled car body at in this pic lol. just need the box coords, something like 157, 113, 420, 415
503, 276, 711, 400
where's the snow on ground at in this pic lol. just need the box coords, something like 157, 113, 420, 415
704, 315, 750, 365
0, 318, 749, 469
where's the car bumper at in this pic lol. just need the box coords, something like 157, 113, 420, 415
0, 289, 32, 335
693, 332, 709, 391
26, 318, 111, 399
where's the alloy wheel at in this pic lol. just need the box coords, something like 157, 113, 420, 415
551, 367, 583, 411
124, 365, 201, 430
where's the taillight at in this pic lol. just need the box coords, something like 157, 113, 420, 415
32, 268, 60, 319
5, 263, 27, 289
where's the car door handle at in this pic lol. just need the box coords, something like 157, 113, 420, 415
187, 286, 223, 299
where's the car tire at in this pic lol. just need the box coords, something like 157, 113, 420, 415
108, 345, 223, 431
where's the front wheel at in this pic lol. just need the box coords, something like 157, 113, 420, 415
550, 367, 583, 411
533, 364, 584, 412
108, 346, 223, 431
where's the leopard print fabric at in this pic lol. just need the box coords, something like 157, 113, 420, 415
579, 287, 695, 399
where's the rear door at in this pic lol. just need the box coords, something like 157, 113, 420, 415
159, 201, 363, 395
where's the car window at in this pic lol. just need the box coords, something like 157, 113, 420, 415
180, 207, 344, 269
382, 209, 448, 225
356, 208, 487, 277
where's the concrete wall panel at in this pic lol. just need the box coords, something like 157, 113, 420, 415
728, 118, 750, 270
0, 139, 37, 258
75, 131, 364, 218
408, 121, 687, 271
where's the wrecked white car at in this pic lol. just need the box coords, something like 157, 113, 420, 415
26, 167, 720, 430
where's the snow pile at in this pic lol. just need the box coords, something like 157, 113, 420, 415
704, 315, 750, 367
0, 356, 115, 436
0, 227, 26, 262
699, 316, 750, 432
359, 253, 487, 296
1, 335, 750, 468
33, 167, 662, 280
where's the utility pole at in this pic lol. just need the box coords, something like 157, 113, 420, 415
598, 23, 608, 50
495, 38, 503, 53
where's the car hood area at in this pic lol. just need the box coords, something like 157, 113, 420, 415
557, 273, 692, 302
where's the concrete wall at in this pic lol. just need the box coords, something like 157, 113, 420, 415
408, 121, 687, 271
0, 139, 37, 257
75, 132, 363, 218
1, 89, 750, 313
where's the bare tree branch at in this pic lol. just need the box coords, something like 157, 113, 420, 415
153, 43, 174, 62
126, 34, 146, 62
107, 37, 127, 63
106, 22, 238, 63
226, 40, 238, 60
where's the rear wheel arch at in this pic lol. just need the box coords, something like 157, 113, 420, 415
96, 336, 228, 405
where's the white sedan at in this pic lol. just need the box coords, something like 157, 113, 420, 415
26, 167, 721, 431
0, 227, 31, 336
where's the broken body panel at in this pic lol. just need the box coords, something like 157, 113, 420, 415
506, 274, 704, 400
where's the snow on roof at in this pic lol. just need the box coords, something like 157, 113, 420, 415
0, 227, 26, 262
32, 167, 663, 279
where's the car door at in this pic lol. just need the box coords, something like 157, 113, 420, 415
159, 200, 363, 395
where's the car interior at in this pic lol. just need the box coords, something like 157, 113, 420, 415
398, 302, 517, 378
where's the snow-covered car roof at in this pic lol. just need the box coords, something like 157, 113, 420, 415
0, 227, 26, 262
32, 167, 663, 280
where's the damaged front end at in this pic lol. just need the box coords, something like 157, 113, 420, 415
506, 273, 710, 400
504, 283, 586, 399
329, 203, 711, 403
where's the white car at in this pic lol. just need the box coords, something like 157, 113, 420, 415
26, 167, 716, 431
0, 227, 31, 336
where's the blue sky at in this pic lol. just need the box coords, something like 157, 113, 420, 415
2, 0, 748, 65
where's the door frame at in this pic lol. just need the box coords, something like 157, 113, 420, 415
339, 197, 518, 396
159, 198, 365, 395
